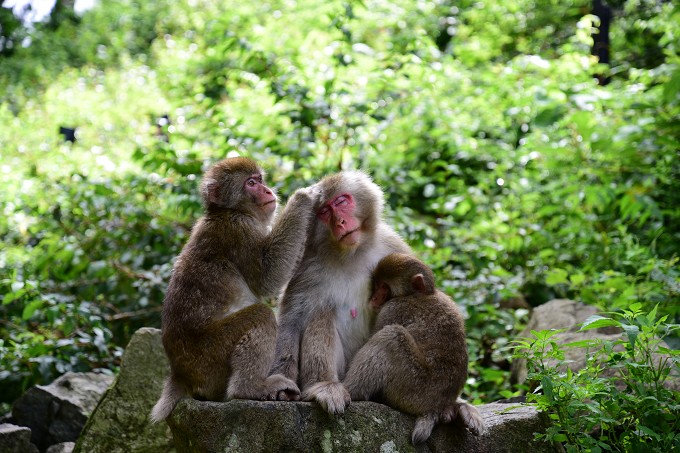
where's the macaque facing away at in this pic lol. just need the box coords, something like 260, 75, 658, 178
343, 253, 485, 444
151, 157, 317, 422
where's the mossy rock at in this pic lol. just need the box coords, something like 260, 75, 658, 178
169, 399, 557, 453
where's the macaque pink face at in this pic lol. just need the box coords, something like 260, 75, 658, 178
317, 193, 361, 246
369, 281, 390, 311
245, 173, 276, 214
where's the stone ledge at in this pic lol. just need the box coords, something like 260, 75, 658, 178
169, 399, 557, 453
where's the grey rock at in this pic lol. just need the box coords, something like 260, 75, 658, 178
12, 372, 114, 451
0, 423, 39, 453
73, 327, 174, 453
168, 399, 559, 453
511, 299, 620, 385
46, 441, 75, 453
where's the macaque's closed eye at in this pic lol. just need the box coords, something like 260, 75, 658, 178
333, 195, 349, 206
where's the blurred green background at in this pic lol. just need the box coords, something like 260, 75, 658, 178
1, 0, 678, 447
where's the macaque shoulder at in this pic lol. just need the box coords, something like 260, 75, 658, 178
373, 222, 411, 255
377, 291, 462, 328
375, 293, 436, 327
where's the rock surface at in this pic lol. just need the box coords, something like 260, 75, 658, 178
46, 441, 75, 453
169, 399, 558, 453
0, 423, 39, 453
11, 372, 114, 451
73, 327, 174, 453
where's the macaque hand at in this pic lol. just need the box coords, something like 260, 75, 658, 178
293, 183, 324, 209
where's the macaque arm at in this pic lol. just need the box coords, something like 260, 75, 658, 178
270, 315, 302, 383
299, 307, 341, 387
258, 189, 315, 296
206, 301, 274, 341
297, 307, 352, 414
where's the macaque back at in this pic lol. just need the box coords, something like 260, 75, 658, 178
343, 253, 485, 444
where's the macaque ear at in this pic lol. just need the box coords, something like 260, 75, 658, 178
201, 178, 221, 205
411, 274, 427, 294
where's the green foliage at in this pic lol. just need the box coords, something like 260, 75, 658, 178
514, 304, 680, 451
0, 0, 678, 430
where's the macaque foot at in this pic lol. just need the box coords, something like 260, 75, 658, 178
262, 374, 300, 401
302, 381, 351, 415
457, 400, 485, 435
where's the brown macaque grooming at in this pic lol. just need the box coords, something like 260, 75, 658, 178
270, 171, 412, 413
150, 157, 317, 422
343, 253, 485, 444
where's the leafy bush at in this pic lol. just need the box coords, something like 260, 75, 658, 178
515, 304, 680, 451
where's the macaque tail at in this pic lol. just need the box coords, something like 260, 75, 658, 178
150, 376, 186, 423
412, 412, 437, 445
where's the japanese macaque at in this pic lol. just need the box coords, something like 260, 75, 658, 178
270, 171, 412, 413
343, 253, 485, 444
150, 157, 317, 422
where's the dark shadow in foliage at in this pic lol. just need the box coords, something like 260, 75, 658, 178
59, 126, 77, 143
592, 0, 612, 85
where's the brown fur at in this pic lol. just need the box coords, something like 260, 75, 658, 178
150, 157, 317, 422
343, 253, 485, 444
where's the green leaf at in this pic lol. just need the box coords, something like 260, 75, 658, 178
637, 425, 661, 440
663, 69, 680, 104
541, 376, 554, 401
553, 433, 567, 442
545, 268, 569, 285
621, 324, 639, 350
534, 105, 565, 126
562, 339, 599, 349
647, 304, 659, 323
569, 273, 586, 286
597, 441, 612, 451
3, 289, 27, 305
22, 299, 44, 320
531, 329, 565, 341
580, 315, 620, 331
